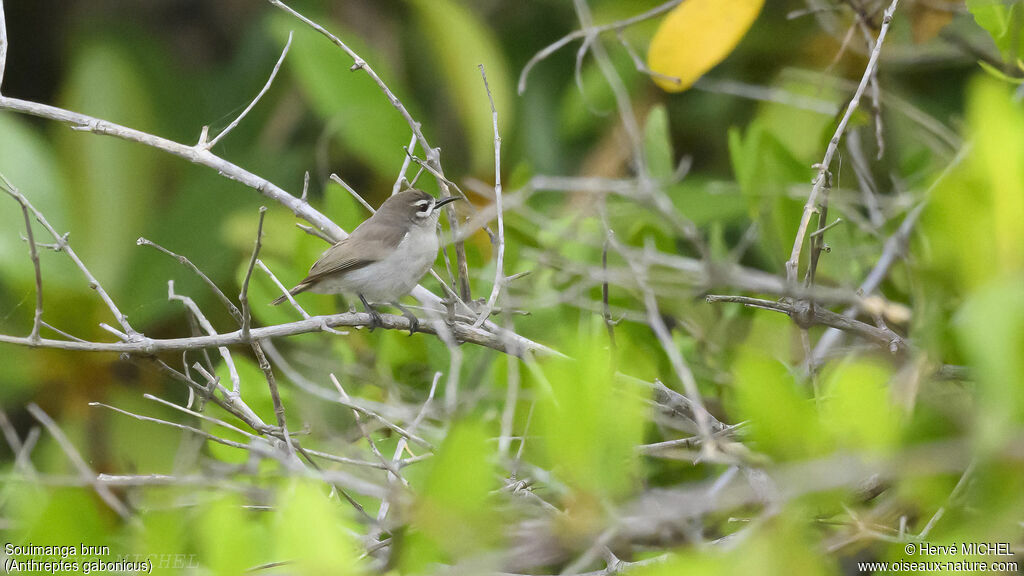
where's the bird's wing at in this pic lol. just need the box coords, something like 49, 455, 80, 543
301, 222, 408, 284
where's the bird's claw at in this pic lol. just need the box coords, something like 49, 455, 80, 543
367, 308, 384, 332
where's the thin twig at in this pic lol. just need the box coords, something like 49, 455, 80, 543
168, 280, 242, 396
601, 236, 617, 356
331, 374, 407, 484
473, 65, 506, 328
330, 173, 375, 214
0, 176, 139, 339
616, 29, 682, 86
92, 401, 252, 451
258, 260, 312, 320
240, 206, 268, 340
205, 32, 293, 149
137, 237, 243, 324
813, 144, 971, 361
786, 0, 901, 284
917, 461, 975, 539
0, 175, 44, 342
373, 372, 439, 545
0, 96, 341, 242
27, 403, 131, 520
393, 133, 417, 195
300, 170, 310, 202
518, 0, 684, 94
606, 228, 716, 456
252, 337, 295, 455
705, 294, 906, 352
0, 0, 7, 93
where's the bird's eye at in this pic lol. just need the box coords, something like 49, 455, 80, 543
414, 200, 432, 217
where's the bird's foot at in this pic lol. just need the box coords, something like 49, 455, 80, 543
367, 309, 384, 332
392, 302, 419, 336
359, 294, 384, 332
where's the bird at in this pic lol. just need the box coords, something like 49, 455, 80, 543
271, 188, 460, 334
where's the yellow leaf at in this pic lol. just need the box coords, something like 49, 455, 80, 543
647, 0, 765, 92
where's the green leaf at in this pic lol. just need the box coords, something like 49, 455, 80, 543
728, 120, 807, 267
957, 277, 1024, 453
536, 337, 646, 498
967, 0, 1024, 63
403, 420, 498, 571
819, 359, 899, 453
922, 78, 1024, 291
200, 494, 260, 576
977, 59, 1024, 84
407, 0, 513, 174
727, 347, 827, 460
644, 105, 674, 180
275, 480, 359, 575
269, 16, 413, 179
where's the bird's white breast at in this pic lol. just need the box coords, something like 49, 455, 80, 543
310, 224, 439, 302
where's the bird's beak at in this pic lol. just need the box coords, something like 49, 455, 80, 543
434, 196, 461, 208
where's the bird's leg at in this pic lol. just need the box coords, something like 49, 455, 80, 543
358, 294, 384, 331
390, 301, 419, 336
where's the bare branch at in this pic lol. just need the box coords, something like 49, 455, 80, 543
92, 401, 252, 451
331, 374, 407, 484
258, 259, 313, 321
705, 294, 906, 353
813, 144, 971, 361
393, 133, 417, 195
240, 206, 268, 340
205, 31, 292, 149
518, 0, 684, 94
168, 280, 242, 396
137, 237, 243, 324
27, 403, 131, 520
0, 95, 342, 241
0, 0, 6, 93
330, 173, 375, 214
0, 174, 43, 342
0, 39, 551, 355
786, 0, 901, 284
373, 371, 440, 547
1, 173, 139, 339
252, 337, 295, 456
606, 229, 717, 457
0, 308, 560, 359
473, 65, 506, 328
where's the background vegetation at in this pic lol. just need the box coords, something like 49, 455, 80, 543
0, 0, 1022, 574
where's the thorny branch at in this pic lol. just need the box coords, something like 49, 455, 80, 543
786, 0, 901, 285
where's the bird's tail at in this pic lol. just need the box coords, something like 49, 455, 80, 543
270, 283, 309, 306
